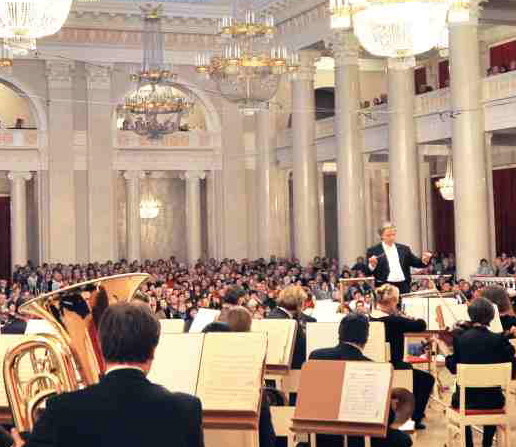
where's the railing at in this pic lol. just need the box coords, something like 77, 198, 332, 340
470, 275, 516, 290
0, 130, 39, 148
415, 88, 450, 116
483, 70, 516, 102
114, 130, 220, 149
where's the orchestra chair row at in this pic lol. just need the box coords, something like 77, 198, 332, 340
446, 363, 512, 447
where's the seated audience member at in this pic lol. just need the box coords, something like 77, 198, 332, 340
1, 303, 27, 334
509, 60, 516, 71
371, 284, 435, 430
267, 285, 316, 369
438, 297, 516, 447
15, 304, 204, 447
477, 258, 495, 275
480, 286, 516, 336
310, 313, 412, 447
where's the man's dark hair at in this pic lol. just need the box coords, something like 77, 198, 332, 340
224, 286, 246, 305
468, 297, 495, 326
202, 321, 231, 333
480, 286, 512, 314
99, 303, 160, 363
338, 313, 369, 346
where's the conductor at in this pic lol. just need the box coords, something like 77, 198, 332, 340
367, 223, 432, 294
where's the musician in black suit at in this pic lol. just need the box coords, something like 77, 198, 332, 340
437, 297, 516, 447
17, 303, 204, 447
366, 223, 432, 294
370, 284, 435, 430
310, 313, 412, 447
266, 285, 316, 370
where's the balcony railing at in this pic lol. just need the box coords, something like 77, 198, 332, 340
114, 129, 220, 149
0, 129, 39, 148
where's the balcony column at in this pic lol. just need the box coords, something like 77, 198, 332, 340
333, 30, 367, 266
292, 50, 320, 265
123, 171, 144, 262
8, 171, 32, 267
318, 164, 326, 256
449, 13, 490, 277
387, 58, 422, 252
184, 170, 205, 265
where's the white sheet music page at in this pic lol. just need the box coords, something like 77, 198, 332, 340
147, 333, 204, 394
338, 362, 391, 424
189, 308, 221, 333
362, 322, 386, 362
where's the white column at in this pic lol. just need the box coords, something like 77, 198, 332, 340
8, 171, 32, 267
333, 31, 367, 266
318, 165, 326, 256
292, 51, 320, 265
449, 14, 490, 277
485, 133, 496, 260
184, 171, 205, 265
123, 171, 144, 262
255, 109, 278, 258
388, 58, 422, 252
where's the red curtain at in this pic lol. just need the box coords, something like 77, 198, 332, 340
438, 60, 449, 88
414, 67, 427, 94
0, 197, 11, 280
493, 168, 516, 254
431, 178, 455, 254
490, 41, 516, 69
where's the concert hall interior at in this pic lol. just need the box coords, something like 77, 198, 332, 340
3, 0, 516, 446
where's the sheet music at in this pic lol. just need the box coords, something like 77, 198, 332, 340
338, 362, 391, 424
306, 322, 338, 358
159, 319, 185, 334
402, 297, 428, 323
197, 332, 267, 412
251, 319, 296, 366
148, 333, 204, 395
25, 319, 58, 335
438, 300, 503, 333
362, 322, 386, 362
189, 308, 221, 333
309, 300, 342, 323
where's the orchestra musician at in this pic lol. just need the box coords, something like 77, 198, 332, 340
13, 303, 204, 447
370, 284, 435, 430
436, 297, 516, 447
366, 223, 432, 294
309, 313, 412, 447
266, 285, 316, 370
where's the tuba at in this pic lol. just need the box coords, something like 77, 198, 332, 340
3, 273, 149, 431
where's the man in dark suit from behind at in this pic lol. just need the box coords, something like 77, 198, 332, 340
310, 313, 412, 447
16, 303, 204, 447
366, 223, 432, 294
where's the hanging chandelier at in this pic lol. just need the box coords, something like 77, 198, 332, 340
329, 0, 473, 59
436, 157, 454, 201
0, 0, 71, 61
118, 4, 193, 140
140, 173, 160, 219
195, 1, 299, 115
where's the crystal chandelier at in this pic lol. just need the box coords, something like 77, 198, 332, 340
140, 173, 160, 219
195, 1, 299, 115
329, 0, 473, 59
436, 157, 454, 201
0, 0, 71, 60
118, 5, 193, 140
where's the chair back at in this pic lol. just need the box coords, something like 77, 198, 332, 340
457, 363, 512, 388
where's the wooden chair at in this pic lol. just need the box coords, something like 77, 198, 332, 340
271, 406, 296, 447
446, 363, 512, 447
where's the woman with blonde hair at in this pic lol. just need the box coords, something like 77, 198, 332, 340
371, 284, 434, 430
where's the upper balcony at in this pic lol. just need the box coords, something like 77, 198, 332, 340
276, 71, 516, 166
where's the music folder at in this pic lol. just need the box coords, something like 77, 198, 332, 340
148, 332, 267, 430
293, 360, 393, 437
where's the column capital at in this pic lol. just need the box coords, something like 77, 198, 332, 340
330, 30, 360, 67
295, 50, 319, 81
46, 60, 75, 90
449, 0, 481, 26
8, 171, 32, 182
123, 170, 145, 181
86, 64, 112, 90
388, 57, 416, 71
182, 170, 206, 181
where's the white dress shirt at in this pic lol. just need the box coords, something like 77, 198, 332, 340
105, 365, 145, 375
382, 242, 406, 282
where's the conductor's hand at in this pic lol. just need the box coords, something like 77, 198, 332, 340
10, 429, 24, 447
422, 251, 432, 265
368, 256, 378, 270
